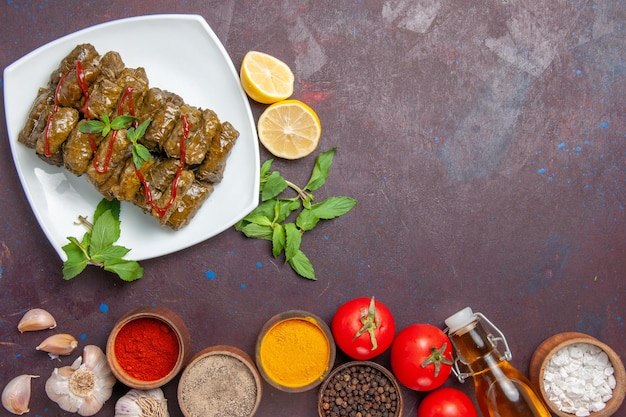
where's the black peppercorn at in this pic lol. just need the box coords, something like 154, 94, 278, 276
320, 364, 400, 417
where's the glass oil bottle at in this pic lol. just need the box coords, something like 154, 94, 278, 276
444, 307, 551, 417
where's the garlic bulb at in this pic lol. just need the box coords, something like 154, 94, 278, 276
17, 308, 57, 332
45, 345, 116, 416
36, 333, 79, 356
115, 388, 169, 417
2, 374, 39, 415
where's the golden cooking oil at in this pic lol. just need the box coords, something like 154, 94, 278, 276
445, 308, 551, 417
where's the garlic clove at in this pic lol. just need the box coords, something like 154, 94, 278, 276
17, 308, 57, 332
2, 374, 39, 415
36, 333, 78, 355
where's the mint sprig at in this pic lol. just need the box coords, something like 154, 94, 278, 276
79, 114, 137, 137
62, 199, 144, 281
79, 115, 152, 168
127, 119, 152, 168
235, 148, 357, 280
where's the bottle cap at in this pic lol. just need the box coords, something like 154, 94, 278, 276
445, 307, 477, 334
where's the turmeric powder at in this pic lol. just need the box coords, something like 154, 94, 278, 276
259, 317, 331, 388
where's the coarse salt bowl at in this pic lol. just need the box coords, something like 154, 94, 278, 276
106, 305, 191, 389
529, 332, 625, 417
255, 310, 336, 393
178, 345, 262, 417
318, 361, 403, 417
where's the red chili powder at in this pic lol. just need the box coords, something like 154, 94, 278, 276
114, 317, 180, 381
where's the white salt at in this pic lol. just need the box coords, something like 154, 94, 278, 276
543, 342, 615, 415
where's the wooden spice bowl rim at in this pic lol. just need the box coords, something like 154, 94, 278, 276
106, 305, 191, 389
255, 309, 337, 393
177, 345, 262, 417
317, 360, 404, 417
529, 332, 625, 417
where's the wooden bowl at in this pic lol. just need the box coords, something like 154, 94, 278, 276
106, 305, 191, 389
178, 345, 262, 417
529, 332, 625, 417
255, 310, 336, 393
318, 361, 403, 417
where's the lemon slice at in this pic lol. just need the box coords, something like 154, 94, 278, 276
257, 100, 322, 159
240, 51, 295, 104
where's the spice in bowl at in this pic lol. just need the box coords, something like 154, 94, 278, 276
530, 332, 625, 417
543, 342, 615, 414
107, 306, 190, 389
177, 345, 262, 417
318, 361, 403, 417
256, 310, 336, 392
114, 317, 179, 381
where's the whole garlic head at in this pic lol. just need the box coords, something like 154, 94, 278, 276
115, 388, 169, 417
45, 345, 116, 416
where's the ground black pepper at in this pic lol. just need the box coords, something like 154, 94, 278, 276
320, 363, 400, 417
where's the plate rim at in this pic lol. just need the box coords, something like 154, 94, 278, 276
4, 14, 260, 261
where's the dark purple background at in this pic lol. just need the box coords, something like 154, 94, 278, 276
1, 1, 624, 416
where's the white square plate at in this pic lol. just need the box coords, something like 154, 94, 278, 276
4, 14, 259, 261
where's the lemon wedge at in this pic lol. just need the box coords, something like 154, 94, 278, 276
257, 100, 322, 159
240, 51, 294, 104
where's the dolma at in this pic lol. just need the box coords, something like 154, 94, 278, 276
63, 120, 102, 176
18, 88, 54, 149
165, 180, 215, 230
86, 129, 132, 189
115, 157, 155, 202
35, 106, 80, 163
184, 108, 220, 165
162, 104, 202, 159
49, 44, 99, 88
196, 121, 239, 183
114, 67, 149, 116
139, 88, 183, 150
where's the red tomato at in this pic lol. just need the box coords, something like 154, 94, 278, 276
390, 323, 453, 391
417, 387, 478, 417
331, 296, 396, 360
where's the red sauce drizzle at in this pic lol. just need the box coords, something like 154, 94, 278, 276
75, 61, 91, 118
45, 63, 189, 219
43, 65, 76, 157
136, 114, 189, 218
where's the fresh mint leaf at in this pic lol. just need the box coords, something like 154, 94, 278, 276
274, 199, 301, 223
260, 159, 273, 178
126, 119, 152, 168
127, 118, 151, 141
94, 199, 120, 223
111, 115, 138, 130
239, 223, 273, 240
91, 245, 131, 264
305, 148, 335, 191
288, 250, 315, 280
310, 196, 357, 219
245, 215, 273, 227
262, 171, 288, 201
272, 223, 285, 257
103, 258, 144, 282
284, 223, 301, 262
296, 208, 320, 232
132, 144, 152, 168
79, 120, 106, 135
61, 241, 88, 280
89, 210, 120, 254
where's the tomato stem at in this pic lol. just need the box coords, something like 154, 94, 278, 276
421, 342, 453, 377
352, 296, 379, 351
